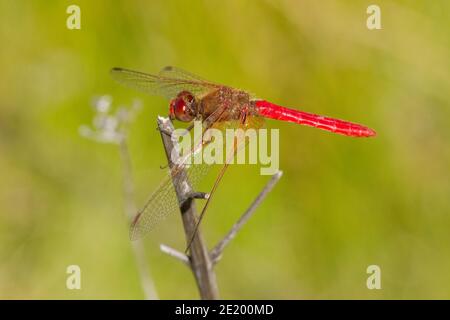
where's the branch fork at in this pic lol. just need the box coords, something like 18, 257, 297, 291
157, 116, 282, 299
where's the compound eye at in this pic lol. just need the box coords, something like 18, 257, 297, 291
173, 97, 194, 122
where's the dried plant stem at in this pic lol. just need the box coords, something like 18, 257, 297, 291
157, 117, 282, 299
119, 139, 159, 300
160, 244, 190, 266
157, 117, 219, 300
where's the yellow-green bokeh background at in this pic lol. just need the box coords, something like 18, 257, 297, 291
1, 1, 449, 299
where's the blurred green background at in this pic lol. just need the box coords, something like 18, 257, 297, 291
1, 0, 449, 299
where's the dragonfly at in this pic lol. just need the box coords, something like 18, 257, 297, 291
111, 66, 376, 249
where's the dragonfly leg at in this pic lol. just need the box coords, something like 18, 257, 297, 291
159, 162, 172, 170
183, 121, 196, 134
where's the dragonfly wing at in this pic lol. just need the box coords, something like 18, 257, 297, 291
184, 112, 266, 250
130, 115, 265, 241
158, 66, 211, 84
129, 103, 229, 240
111, 66, 222, 99
130, 160, 210, 240
130, 173, 178, 240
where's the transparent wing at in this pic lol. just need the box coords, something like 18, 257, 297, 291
130, 160, 210, 240
130, 102, 229, 240
111, 66, 222, 99
130, 111, 265, 241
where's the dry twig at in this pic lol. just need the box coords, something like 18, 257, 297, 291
157, 116, 283, 299
160, 244, 190, 266
157, 117, 219, 300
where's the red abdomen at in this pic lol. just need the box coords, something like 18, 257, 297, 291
255, 100, 376, 137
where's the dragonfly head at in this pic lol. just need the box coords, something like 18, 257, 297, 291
169, 91, 197, 122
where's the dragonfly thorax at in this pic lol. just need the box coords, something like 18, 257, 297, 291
169, 91, 198, 122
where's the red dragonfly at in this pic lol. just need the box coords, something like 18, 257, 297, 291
111, 66, 376, 245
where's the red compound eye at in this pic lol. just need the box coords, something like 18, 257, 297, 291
169, 91, 195, 122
